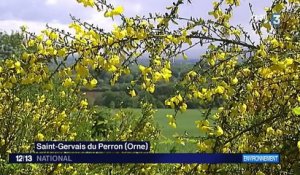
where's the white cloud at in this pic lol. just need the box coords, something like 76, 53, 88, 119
45, 0, 58, 5
85, 11, 117, 32
132, 3, 142, 14
0, 13, 115, 35
0, 20, 69, 34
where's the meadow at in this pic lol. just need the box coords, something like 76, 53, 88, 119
112, 108, 215, 153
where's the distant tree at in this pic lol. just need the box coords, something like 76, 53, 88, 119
0, 31, 24, 59
2, 0, 299, 174
109, 101, 115, 108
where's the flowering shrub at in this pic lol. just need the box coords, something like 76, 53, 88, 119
0, 0, 300, 174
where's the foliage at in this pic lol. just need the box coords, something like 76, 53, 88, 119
0, 73, 92, 174
93, 90, 140, 108
57, 103, 161, 175
0, 31, 24, 59
1, 0, 300, 174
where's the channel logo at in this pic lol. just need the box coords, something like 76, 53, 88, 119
270, 13, 280, 27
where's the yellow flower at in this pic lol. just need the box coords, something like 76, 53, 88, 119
58, 111, 67, 121
49, 32, 58, 40
225, 0, 234, 5
254, 90, 260, 97
297, 141, 300, 150
38, 95, 46, 104
161, 68, 172, 81
197, 140, 213, 152
166, 114, 176, 128
270, 38, 279, 47
240, 104, 247, 113
197, 142, 208, 151
110, 55, 120, 65
196, 120, 212, 133
4, 82, 13, 89
108, 65, 117, 72
177, 94, 183, 102
10, 75, 17, 83
75, 64, 89, 78
90, 78, 98, 88
33, 114, 40, 122
15, 61, 21, 69
273, 3, 284, 12
105, 36, 113, 45
256, 171, 265, 175
169, 122, 177, 128
77, 0, 95, 7
113, 6, 124, 15
80, 99, 89, 108
45, 40, 52, 46
215, 126, 224, 136
104, 11, 113, 17
63, 78, 74, 87
208, 58, 215, 66
284, 58, 293, 66
36, 133, 45, 141
176, 138, 185, 146
217, 52, 226, 60
153, 72, 162, 82
139, 65, 152, 75
60, 91, 66, 98
147, 84, 155, 93
60, 124, 70, 133
231, 77, 238, 85
105, 6, 124, 17
275, 129, 283, 136
58, 48, 67, 57
0, 139, 5, 146
200, 126, 212, 133
216, 86, 225, 94
123, 68, 130, 75
266, 127, 275, 135
179, 103, 187, 112
129, 90, 137, 97
246, 83, 253, 91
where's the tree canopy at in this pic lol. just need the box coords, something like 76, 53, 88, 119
0, 0, 300, 174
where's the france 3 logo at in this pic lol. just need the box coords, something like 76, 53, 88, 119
270, 13, 280, 28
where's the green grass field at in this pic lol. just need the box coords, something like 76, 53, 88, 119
125, 108, 215, 153
130, 109, 204, 137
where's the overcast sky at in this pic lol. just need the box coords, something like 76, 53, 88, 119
0, 0, 272, 58
0, 0, 272, 33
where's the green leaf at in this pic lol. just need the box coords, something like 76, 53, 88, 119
293, 107, 300, 115
182, 53, 188, 60
166, 6, 172, 10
